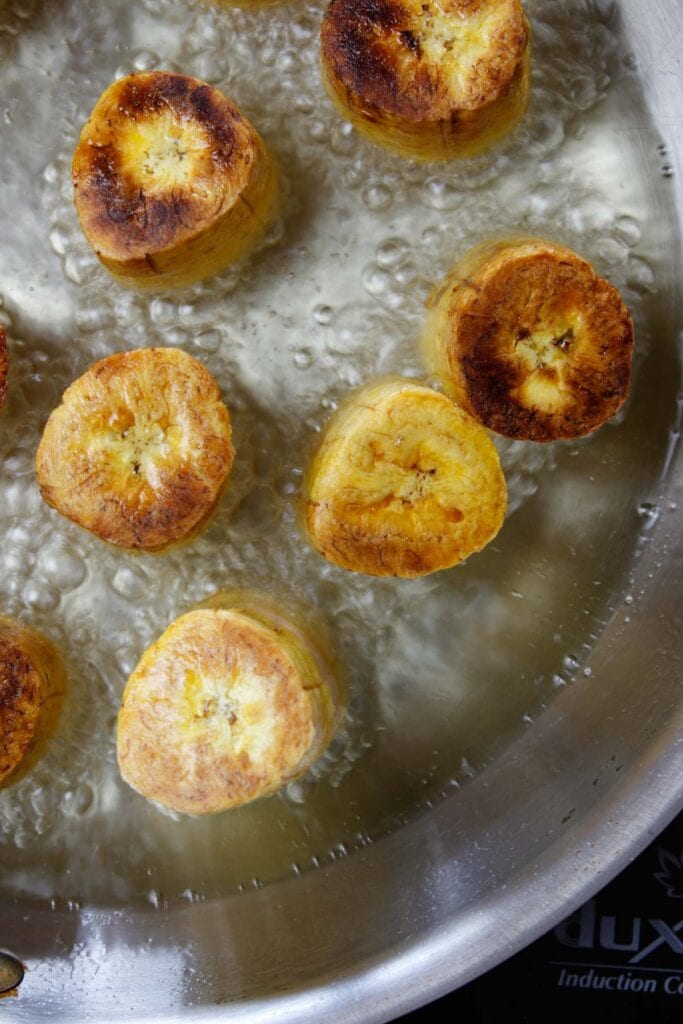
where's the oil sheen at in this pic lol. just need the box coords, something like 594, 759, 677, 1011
0, 0, 675, 906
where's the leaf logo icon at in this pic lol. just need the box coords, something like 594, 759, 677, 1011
654, 847, 683, 899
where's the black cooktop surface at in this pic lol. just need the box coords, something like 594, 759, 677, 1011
397, 811, 683, 1022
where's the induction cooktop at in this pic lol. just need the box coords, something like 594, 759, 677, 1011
398, 811, 683, 1022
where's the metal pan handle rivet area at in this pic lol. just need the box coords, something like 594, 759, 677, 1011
0, 952, 24, 995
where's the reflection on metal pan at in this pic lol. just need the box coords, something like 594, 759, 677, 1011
0, 0, 681, 1020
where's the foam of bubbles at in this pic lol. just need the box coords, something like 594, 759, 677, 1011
0, 0, 669, 903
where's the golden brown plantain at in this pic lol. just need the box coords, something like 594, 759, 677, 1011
0, 617, 66, 787
73, 71, 279, 290
303, 377, 507, 578
320, 0, 530, 161
36, 348, 234, 552
117, 592, 344, 814
423, 237, 635, 442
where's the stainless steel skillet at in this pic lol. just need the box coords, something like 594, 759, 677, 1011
0, 0, 681, 1019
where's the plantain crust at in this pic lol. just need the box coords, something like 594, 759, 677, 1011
321, 0, 530, 161
117, 603, 341, 814
0, 617, 66, 787
304, 378, 507, 578
0, 326, 7, 411
36, 348, 234, 552
423, 238, 635, 442
73, 72, 278, 290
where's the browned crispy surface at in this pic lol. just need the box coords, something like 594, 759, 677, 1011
72, 72, 257, 263
306, 510, 472, 578
321, 0, 528, 123
117, 609, 319, 813
0, 326, 7, 411
442, 244, 634, 441
36, 348, 234, 551
0, 618, 65, 786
